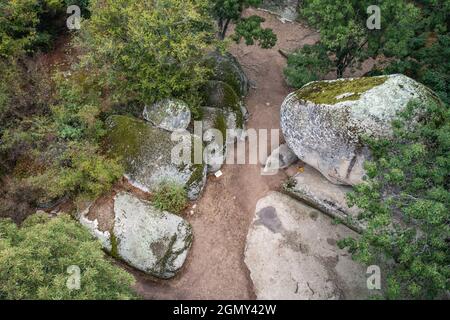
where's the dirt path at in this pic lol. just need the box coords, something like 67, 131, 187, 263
133, 10, 319, 300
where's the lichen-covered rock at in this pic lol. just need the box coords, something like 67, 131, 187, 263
281, 74, 439, 185
79, 192, 193, 279
106, 115, 206, 200
245, 192, 369, 300
204, 51, 249, 97
283, 165, 363, 232
143, 99, 191, 132
260, 0, 299, 21
262, 144, 298, 174
202, 80, 247, 129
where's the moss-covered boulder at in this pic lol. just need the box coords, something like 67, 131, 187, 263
79, 192, 192, 279
143, 99, 191, 132
202, 80, 249, 129
281, 74, 440, 185
106, 115, 206, 200
200, 107, 245, 173
204, 51, 249, 97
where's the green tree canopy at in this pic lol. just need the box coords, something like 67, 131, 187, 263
78, 0, 216, 107
211, 0, 277, 48
341, 99, 450, 299
0, 213, 136, 299
284, 0, 420, 86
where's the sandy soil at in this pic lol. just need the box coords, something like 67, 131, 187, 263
132, 9, 320, 300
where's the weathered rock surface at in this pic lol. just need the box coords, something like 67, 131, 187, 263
143, 99, 191, 132
281, 74, 438, 185
204, 51, 249, 97
202, 80, 247, 129
263, 143, 298, 174
260, 0, 299, 21
283, 165, 363, 232
200, 107, 240, 173
245, 192, 369, 300
106, 115, 206, 200
79, 192, 193, 279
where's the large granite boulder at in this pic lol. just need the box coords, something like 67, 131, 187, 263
283, 165, 363, 232
245, 192, 369, 300
106, 115, 206, 200
143, 99, 191, 132
203, 51, 249, 97
281, 74, 439, 185
79, 192, 192, 279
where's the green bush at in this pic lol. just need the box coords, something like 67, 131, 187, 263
77, 0, 216, 108
0, 213, 136, 299
152, 181, 188, 214
341, 99, 450, 299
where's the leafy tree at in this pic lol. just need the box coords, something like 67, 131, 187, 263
0, 0, 91, 58
371, 0, 450, 104
285, 0, 420, 82
78, 0, 216, 108
283, 44, 332, 88
340, 99, 450, 299
0, 213, 137, 299
211, 0, 277, 48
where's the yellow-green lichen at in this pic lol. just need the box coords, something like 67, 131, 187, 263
296, 76, 388, 105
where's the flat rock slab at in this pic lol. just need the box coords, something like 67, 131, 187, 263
245, 192, 369, 300
283, 165, 364, 232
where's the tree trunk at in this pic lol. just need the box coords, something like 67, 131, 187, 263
220, 19, 231, 40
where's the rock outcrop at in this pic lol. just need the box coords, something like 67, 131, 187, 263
106, 115, 206, 200
283, 165, 363, 232
281, 74, 438, 185
263, 143, 298, 174
260, 0, 299, 21
79, 192, 193, 279
203, 51, 249, 97
245, 192, 369, 300
202, 80, 247, 129
143, 99, 191, 132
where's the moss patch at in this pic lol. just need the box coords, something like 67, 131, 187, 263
105, 115, 153, 161
214, 112, 228, 141
110, 231, 120, 259
296, 76, 388, 105
202, 80, 244, 129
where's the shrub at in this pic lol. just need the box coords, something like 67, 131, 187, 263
0, 213, 136, 299
341, 99, 450, 299
152, 181, 188, 214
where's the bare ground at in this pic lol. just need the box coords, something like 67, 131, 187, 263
132, 10, 320, 300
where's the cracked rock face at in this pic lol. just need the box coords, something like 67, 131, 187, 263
244, 192, 368, 300
79, 192, 193, 279
283, 165, 364, 232
281, 74, 438, 185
